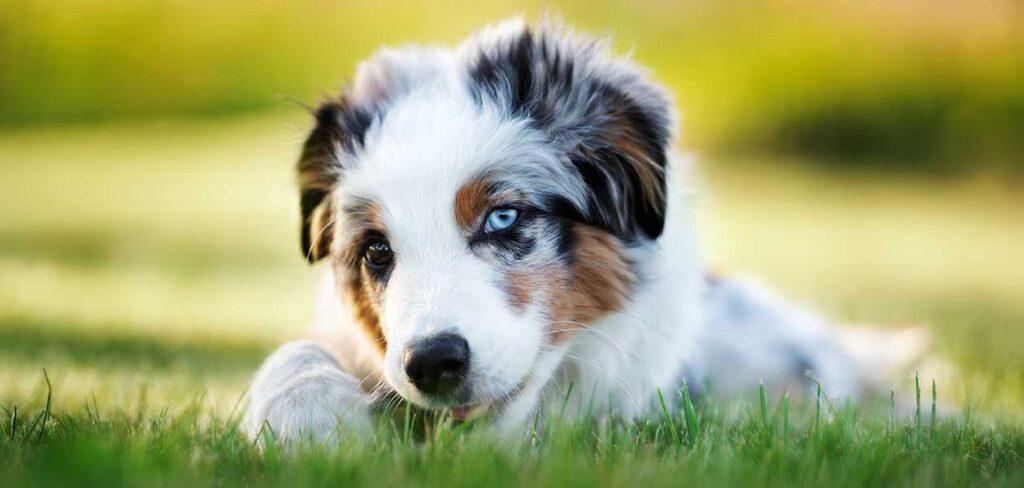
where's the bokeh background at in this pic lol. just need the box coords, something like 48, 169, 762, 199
1, 0, 1022, 418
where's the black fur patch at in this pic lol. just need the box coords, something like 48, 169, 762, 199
496, 233, 537, 262
467, 25, 671, 241
471, 215, 539, 263
552, 217, 577, 264
298, 100, 375, 261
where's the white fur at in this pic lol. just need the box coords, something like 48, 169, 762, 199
243, 340, 373, 445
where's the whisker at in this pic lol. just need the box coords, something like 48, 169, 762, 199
542, 321, 666, 383
570, 304, 695, 354
559, 352, 640, 412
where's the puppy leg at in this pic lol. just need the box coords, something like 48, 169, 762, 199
243, 340, 373, 445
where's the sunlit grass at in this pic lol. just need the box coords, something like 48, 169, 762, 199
2, 381, 1022, 487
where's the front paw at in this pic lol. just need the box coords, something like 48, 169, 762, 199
243, 341, 373, 446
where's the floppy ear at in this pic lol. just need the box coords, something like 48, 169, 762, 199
297, 47, 449, 261
466, 20, 674, 240
297, 100, 367, 262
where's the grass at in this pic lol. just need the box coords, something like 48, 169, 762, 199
2, 377, 1023, 487
1, 114, 1024, 485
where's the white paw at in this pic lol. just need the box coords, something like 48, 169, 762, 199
243, 341, 373, 446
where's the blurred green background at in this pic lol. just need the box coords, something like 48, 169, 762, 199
1, 0, 1022, 420
3, 0, 1023, 169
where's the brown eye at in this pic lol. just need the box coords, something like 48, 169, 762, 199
363, 241, 394, 267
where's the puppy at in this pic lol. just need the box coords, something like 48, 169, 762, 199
243, 18, 925, 444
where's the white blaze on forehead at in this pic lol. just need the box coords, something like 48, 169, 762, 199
341, 81, 586, 225
336, 83, 558, 405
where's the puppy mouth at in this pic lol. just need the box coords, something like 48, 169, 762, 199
384, 374, 531, 422
451, 401, 492, 422
408, 391, 498, 420
449, 376, 530, 422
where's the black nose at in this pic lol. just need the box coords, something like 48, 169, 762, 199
403, 333, 470, 396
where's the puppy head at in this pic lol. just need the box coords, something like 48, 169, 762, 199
297, 19, 674, 415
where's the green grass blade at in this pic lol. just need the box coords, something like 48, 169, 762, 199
680, 382, 700, 446
915, 370, 921, 430
781, 393, 790, 444
890, 390, 896, 433
656, 388, 681, 448
556, 381, 575, 428
815, 383, 822, 430
403, 401, 412, 447
35, 369, 53, 442
758, 380, 769, 431
931, 379, 937, 431
8, 405, 16, 441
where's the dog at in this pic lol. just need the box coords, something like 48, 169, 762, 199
243, 18, 927, 444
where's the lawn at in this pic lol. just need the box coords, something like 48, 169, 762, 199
1, 114, 1023, 486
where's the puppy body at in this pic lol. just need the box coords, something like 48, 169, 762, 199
243, 19, 911, 443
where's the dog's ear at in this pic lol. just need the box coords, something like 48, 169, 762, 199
297, 100, 365, 262
298, 48, 449, 261
466, 20, 674, 241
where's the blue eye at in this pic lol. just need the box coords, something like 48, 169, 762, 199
483, 208, 519, 233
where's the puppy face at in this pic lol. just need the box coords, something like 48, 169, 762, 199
297, 20, 673, 416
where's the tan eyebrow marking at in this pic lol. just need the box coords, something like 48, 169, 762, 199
454, 179, 493, 232
454, 177, 531, 234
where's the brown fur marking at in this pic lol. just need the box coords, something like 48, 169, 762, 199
607, 123, 664, 211
338, 266, 388, 354
551, 225, 635, 343
505, 272, 536, 311
454, 179, 492, 231
333, 199, 389, 355
502, 224, 634, 345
